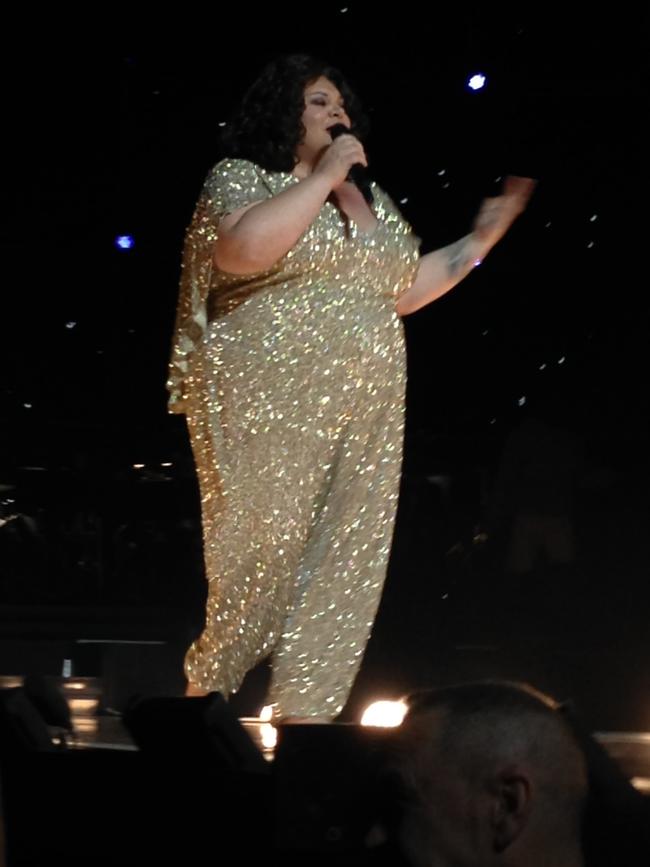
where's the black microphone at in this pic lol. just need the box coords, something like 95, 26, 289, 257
328, 124, 374, 204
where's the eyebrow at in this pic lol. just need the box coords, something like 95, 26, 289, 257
308, 90, 345, 104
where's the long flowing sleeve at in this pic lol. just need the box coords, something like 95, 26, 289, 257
166, 159, 273, 414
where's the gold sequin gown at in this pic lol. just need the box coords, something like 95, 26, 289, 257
167, 159, 420, 718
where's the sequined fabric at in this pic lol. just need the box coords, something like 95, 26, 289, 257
167, 158, 420, 718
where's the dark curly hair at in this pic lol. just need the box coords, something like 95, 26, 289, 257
220, 54, 370, 173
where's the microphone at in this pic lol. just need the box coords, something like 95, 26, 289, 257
328, 124, 374, 204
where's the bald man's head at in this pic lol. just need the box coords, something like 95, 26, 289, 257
388, 682, 587, 867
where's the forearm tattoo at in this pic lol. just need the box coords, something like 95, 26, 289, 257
444, 237, 474, 277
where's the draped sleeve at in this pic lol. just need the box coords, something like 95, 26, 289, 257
166, 159, 273, 414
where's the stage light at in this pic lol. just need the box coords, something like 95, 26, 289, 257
259, 705, 273, 722
360, 700, 407, 728
115, 235, 135, 250
258, 705, 277, 750
467, 73, 487, 91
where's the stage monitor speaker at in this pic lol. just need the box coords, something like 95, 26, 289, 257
273, 722, 394, 856
122, 691, 268, 775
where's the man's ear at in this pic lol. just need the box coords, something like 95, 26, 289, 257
490, 766, 532, 853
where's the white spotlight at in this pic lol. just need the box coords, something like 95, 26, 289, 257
360, 700, 408, 728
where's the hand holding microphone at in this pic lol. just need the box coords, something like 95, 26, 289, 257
317, 123, 374, 204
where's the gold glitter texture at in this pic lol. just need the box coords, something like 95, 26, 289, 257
167, 159, 419, 718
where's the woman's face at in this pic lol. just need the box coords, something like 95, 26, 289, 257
295, 76, 351, 166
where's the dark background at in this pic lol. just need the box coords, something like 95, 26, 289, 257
1, 7, 648, 728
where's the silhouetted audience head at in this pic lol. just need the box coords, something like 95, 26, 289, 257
385, 681, 588, 867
